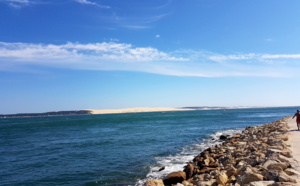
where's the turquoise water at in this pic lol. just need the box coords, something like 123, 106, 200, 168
0, 107, 297, 185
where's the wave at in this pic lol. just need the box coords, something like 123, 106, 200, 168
135, 128, 243, 186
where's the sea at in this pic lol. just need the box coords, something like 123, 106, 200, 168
0, 107, 297, 186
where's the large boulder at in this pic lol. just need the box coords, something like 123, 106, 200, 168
225, 164, 237, 177
216, 172, 228, 186
280, 149, 293, 158
143, 179, 164, 186
247, 181, 275, 186
236, 173, 264, 185
284, 168, 300, 176
184, 162, 194, 179
219, 156, 235, 167
278, 171, 297, 183
267, 149, 293, 158
191, 179, 217, 186
192, 174, 211, 181
262, 160, 288, 171
163, 171, 186, 185
219, 135, 228, 140
238, 165, 254, 175
262, 170, 279, 181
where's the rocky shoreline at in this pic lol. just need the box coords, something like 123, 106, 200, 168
144, 116, 300, 186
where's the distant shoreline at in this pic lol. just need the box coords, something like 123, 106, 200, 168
0, 110, 93, 118
1, 106, 297, 118
0, 107, 195, 118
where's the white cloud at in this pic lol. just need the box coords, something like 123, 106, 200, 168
1, 0, 45, 8
74, 0, 110, 8
208, 53, 257, 62
261, 54, 300, 59
4, 0, 30, 3
2, 0, 31, 8
0, 41, 187, 63
155, 35, 160, 38
0, 41, 299, 77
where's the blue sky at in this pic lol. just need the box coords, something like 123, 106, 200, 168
1, 0, 300, 114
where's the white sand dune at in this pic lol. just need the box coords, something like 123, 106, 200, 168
87, 107, 195, 115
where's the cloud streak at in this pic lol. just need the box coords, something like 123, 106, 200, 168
73, 0, 110, 8
2, 0, 33, 8
0, 41, 299, 77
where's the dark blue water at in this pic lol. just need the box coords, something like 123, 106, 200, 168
0, 107, 297, 186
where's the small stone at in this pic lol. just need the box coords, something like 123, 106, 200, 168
182, 180, 193, 186
203, 158, 210, 166
227, 175, 236, 183
159, 166, 165, 171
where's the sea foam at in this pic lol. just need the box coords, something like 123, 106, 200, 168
135, 128, 242, 185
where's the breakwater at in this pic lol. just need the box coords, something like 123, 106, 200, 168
145, 117, 300, 186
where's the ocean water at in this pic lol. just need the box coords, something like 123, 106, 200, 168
0, 107, 297, 186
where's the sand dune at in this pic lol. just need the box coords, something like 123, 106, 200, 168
88, 107, 195, 115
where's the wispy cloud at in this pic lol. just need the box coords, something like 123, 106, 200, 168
73, 0, 110, 8
120, 25, 150, 30
261, 54, 300, 59
112, 14, 168, 30
0, 41, 299, 77
2, 0, 33, 8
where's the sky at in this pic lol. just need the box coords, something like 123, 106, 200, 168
1, 0, 300, 114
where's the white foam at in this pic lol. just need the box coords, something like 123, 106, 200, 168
135, 128, 242, 186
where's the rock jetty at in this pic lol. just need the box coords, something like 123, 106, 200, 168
144, 117, 300, 186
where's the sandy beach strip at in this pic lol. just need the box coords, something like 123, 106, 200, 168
287, 117, 300, 172
88, 107, 195, 115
